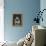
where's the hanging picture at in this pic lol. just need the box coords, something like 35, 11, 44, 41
13, 14, 22, 26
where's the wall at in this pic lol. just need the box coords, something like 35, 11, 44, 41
0, 0, 4, 42
4, 0, 40, 42
40, 0, 46, 26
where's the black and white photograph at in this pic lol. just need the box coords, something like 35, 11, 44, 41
13, 14, 22, 26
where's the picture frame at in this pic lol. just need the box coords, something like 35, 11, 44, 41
13, 14, 22, 26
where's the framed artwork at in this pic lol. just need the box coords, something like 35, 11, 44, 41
13, 14, 22, 26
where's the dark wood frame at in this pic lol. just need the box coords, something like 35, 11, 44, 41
13, 14, 22, 26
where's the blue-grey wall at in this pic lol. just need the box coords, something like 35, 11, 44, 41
4, 0, 40, 42
40, 0, 46, 27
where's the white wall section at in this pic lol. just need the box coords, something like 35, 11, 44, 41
0, 0, 4, 42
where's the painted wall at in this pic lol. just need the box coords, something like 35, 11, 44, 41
4, 0, 40, 42
0, 0, 4, 42
40, 0, 46, 26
